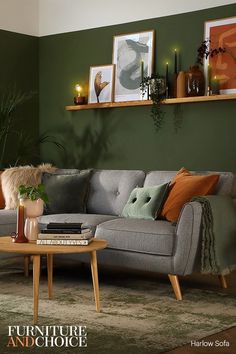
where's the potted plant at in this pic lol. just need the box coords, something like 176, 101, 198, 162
18, 184, 48, 241
140, 74, 166, 131
0, 85, 64, 168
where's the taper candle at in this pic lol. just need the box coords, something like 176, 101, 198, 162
174, 49, 178, 74
141, 60, 144, 83
166, 62, 169, 82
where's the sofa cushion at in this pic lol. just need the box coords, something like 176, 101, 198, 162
0, 210, 17, 235
122, 183, 169, 220
160, 168, 219, 222
38, 213, 118, 235
87, 170, 146, 216
144, 170, 235, 196
42, 170, 92, 214
95, 218, 175, 256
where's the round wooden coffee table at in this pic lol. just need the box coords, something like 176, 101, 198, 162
0, 237, 107, 324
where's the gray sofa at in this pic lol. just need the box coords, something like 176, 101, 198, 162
0, 169, 235, 300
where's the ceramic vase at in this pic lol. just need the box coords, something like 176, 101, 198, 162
20, 198, 44, 241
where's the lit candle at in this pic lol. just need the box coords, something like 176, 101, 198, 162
211, 75, 220, 95
75, 84, 82, 97
166, 62, 169, 83
165, 62, 169, 98
174, 49, 178, 74
141, 60, 144, 83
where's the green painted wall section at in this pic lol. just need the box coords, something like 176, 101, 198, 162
0, 30, 39, 166
39, 4, 236, 172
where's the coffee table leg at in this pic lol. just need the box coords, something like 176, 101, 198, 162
33, 255, 40, 324
24, 256, 30, 277
90, 251, 101, 312
47, 254, 53, 299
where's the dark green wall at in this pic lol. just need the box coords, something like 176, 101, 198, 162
0, 29, 39, 166
39, 4, 236, 172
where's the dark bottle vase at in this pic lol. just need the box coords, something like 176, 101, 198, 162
185, 65, 205, 96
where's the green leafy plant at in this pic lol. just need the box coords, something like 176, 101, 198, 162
18, 184, 49, 204
0, 84, 64, 168
197, 39, 226, 66
0, 85, 35, 168
140, 74, 166, 131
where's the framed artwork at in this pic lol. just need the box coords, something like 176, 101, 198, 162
88, 64, 115, 104
113, 30, 155, 102
204, 16, 236, 94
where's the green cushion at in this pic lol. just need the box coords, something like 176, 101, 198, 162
122, 183, 170, 220
42, 170, 92, 214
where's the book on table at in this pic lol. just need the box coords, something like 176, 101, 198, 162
38, 222, 93, 245
38, 232, 93, 240
36, 238, 93, 245
46, 222, 83, 229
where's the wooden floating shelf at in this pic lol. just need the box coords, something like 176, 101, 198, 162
65, 93, 236, 111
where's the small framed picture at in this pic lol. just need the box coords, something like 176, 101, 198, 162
88, 65, 115, 104
204, 16, 236, 94
113, 30, 155, 102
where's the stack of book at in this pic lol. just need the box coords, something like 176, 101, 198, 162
37, 222, 93, 245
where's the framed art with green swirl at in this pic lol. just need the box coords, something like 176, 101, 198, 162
112, 30, 155, 102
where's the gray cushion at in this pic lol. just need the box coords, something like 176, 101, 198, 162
87, 170, 146, 215
95, 218, 175, 256
0, 210, 17, 236
122, 183, 169, 220
42, 170, 92, 214
38, 213, 118, 235
144, 170, 236, 197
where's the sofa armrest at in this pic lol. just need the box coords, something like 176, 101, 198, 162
172, 201, 202, 276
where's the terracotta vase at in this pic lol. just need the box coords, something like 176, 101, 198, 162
185, 65, 205, 96
20, 198, 44, 241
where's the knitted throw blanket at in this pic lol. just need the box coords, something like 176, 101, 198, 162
192, 195, 236, 275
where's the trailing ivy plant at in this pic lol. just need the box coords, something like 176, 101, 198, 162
140, 74, 166, 131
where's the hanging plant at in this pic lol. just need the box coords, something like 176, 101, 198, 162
140, 74, 166, 131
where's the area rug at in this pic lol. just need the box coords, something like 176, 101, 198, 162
0, 258, 235, 354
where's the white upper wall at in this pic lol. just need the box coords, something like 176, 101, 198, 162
0, 0, 235, 37
39, 0, 236, 37
0, 0, 39, 36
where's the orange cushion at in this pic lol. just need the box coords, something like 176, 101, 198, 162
160, 167, 219, 222
0, 171, 5, 209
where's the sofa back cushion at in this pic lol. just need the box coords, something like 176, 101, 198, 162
87, 170, 145, 215
144, 170, 236, 197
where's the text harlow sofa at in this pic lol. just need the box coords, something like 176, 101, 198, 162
0, 169, 235, 300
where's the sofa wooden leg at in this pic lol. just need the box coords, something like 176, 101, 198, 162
168, 274, 183, 300
24, 255, 30, 277
218, 274, 228, 289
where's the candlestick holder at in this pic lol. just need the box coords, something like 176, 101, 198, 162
74, 96, 86, 105
11, 205, 28, 243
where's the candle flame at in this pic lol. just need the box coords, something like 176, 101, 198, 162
75, 84, 82, 93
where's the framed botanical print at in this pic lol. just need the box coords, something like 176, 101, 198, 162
88, 64, 115, 104
113, 30, 155, 102
204, 16, 236, 94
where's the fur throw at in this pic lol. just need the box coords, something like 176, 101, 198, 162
1, 164, 57, 209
